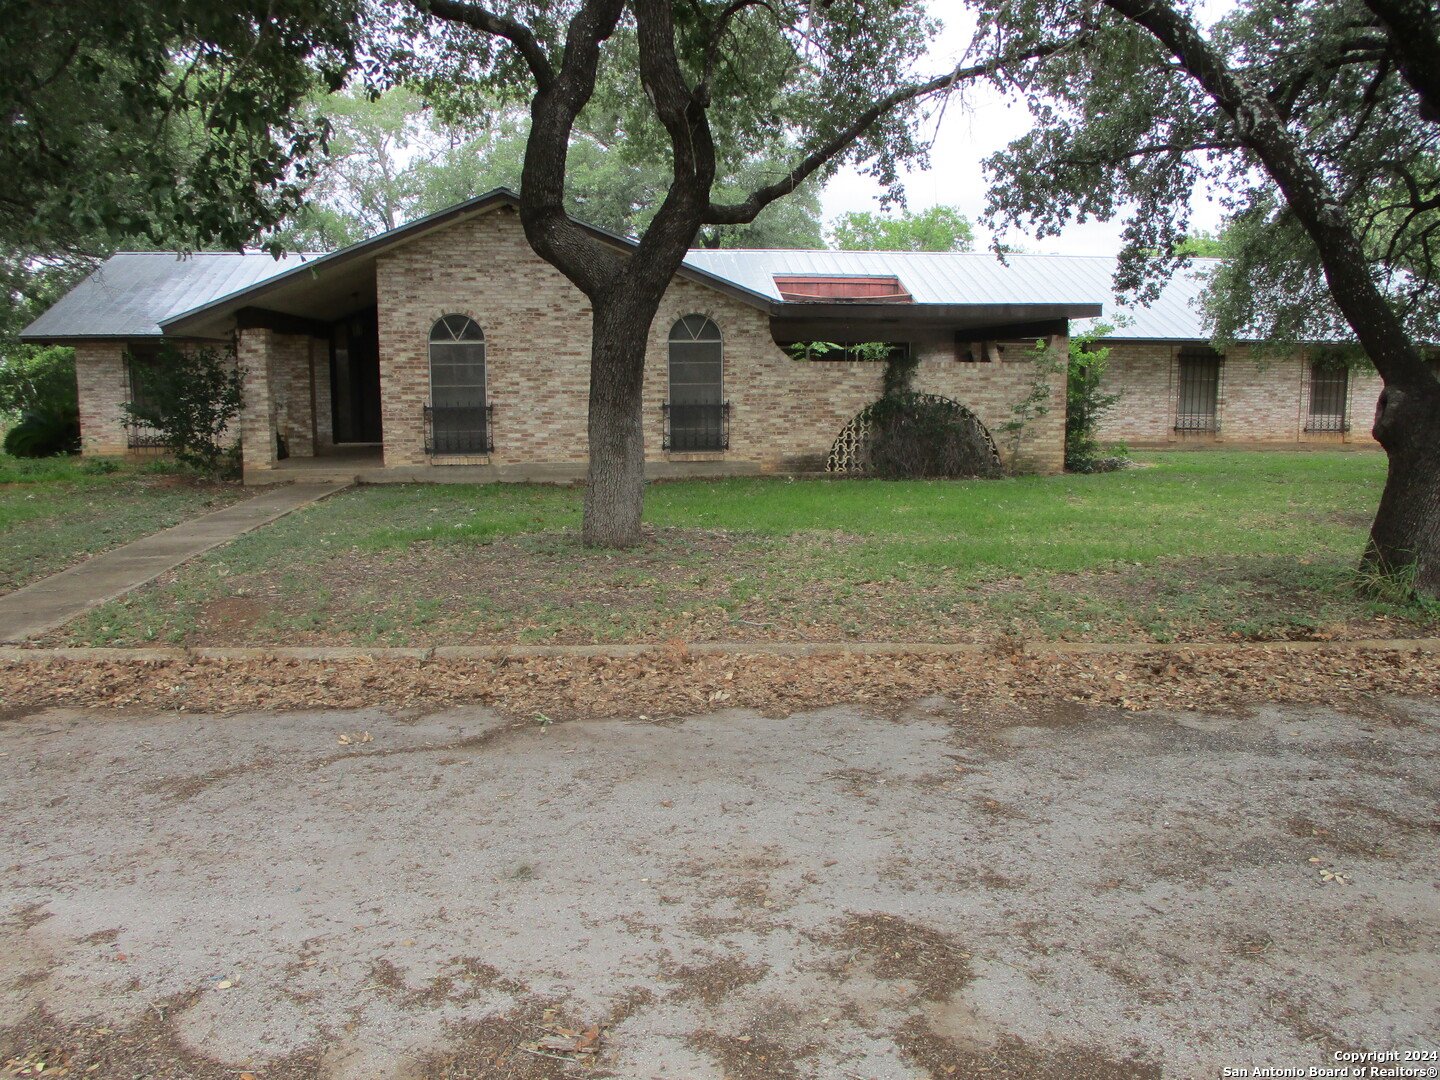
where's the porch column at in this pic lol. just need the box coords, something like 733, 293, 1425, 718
312, 337, 333, 449
272, 333, 317, 458
73, 342, 130, 456
237, 327, 279, 476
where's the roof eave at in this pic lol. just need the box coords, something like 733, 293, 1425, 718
160, 189, 784, 334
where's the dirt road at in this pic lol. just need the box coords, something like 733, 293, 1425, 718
1, 695, 1437, 1079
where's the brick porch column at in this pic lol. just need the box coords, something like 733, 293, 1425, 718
237, 327, 278, 476
74, 342, 130, 456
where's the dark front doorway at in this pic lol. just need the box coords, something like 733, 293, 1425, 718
331, 308, 382, 444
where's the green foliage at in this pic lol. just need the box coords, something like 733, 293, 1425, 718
1064, 324, 1127, 471
1174, 231, 1227, 258
861, 393, 1002, 479
829, 205, 975, 252
0, 342, 81, 458
123, 345, 243, 477
998, 339, 1063, 462
977, 0, 1440, 349
3, 410, 80, 458
274, 85, 827, 250
0, 0, 360, 260
0, 345, 77, 421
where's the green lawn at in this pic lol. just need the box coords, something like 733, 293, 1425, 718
45, 450, 1433, 647
0, 455, 248, 595
45, 449, 1428, 648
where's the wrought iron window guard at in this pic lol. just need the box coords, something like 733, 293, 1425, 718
424, 403, 493, 455
124, 421, 166, 449
1174, 414, 1219, 432
1304, 415, 1350, 433
663, 401, 730, 452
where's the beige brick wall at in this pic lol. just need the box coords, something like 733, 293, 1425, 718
375, 206, 1065, 474
74, 342, 130, 456
237, 329, 320, 468
1096, 341, 1381, 447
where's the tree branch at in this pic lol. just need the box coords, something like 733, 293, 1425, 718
1362, 0, 1440, 122
705, 39, 1079, 225
421, 0, 557, 92
696, 0, 775, 103
1100, 0, 1431, 399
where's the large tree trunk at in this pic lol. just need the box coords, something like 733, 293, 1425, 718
1100, 0, 1440, 595
581, 292, 663, 547
1367, 381, 1440, 592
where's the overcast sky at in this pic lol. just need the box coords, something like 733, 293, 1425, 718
819, 3, 1233, 255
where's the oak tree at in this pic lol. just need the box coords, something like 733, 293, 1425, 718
394, 0, 1067, 546
978, 0, 1440, 592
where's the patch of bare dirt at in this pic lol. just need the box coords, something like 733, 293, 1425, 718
0, 994, 322, 1079
417, 999, 613, 1080
661, 954, 769, 1005
686, 1029, 817, 1080
893, 1018, 1163, 1080
817, 912, 974, 1002
195, 597, 271, 637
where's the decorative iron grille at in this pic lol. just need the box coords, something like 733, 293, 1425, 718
1175, 355, 1221, 431
663, 401, 729, 451
123, 357, 165, 449
424, 403, 493, 455
826, 394, 1001, 474
1306, 363, 1349, 432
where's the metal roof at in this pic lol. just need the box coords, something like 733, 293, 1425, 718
682, 249, 1221, 341
20, 252, 320, 341
21, 189, 1224, 344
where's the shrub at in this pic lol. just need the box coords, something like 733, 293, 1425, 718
1065, 325, 1127, 471
123, 344, 243, 477
3, 408, 80, 457
0, 344, 80, 457
862, 393, 1002, 479
0, 344, 77, 422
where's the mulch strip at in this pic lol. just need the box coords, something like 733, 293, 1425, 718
2, 641, 1437, 719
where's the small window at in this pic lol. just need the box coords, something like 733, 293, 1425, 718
427, 315, 489, 454
123, 347, 166, 449
667, 315, 727, 451
1176, 348, 1221, 431
1306, 361, 1348, 432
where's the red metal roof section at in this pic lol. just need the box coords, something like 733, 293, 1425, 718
773, 274, 913, 303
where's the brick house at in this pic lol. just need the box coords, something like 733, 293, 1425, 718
19, 189, 1382, 484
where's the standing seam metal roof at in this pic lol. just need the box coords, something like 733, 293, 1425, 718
22, 228, 1223, 343
19, 252, 322, 340
681, 249, 1220, 341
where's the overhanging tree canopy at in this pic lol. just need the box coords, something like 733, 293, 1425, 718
976, 0, 1440, 592
380, 0, 1069, 546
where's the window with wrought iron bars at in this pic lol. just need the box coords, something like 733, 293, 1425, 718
667, 315, 728, 451
427, 315, 491, 454
1306, 361, 1349, 432
123, 349, 166, 449
1175, 349, 1221, 432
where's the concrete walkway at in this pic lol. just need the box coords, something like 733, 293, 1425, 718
0, 482, 348, 644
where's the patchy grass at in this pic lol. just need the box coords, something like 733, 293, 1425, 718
0, 455, 248, 595
47, 450, 1436, 647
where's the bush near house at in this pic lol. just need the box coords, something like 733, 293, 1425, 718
0, 344, 79, 457
123, 345, 243, 477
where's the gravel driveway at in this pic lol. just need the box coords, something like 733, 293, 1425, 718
1, 695, 1437, 1079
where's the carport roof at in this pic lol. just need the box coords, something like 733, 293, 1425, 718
18, 252, 320, 342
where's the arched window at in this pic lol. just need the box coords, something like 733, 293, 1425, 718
667, 315, 727, 451
427, 314, 489, 454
